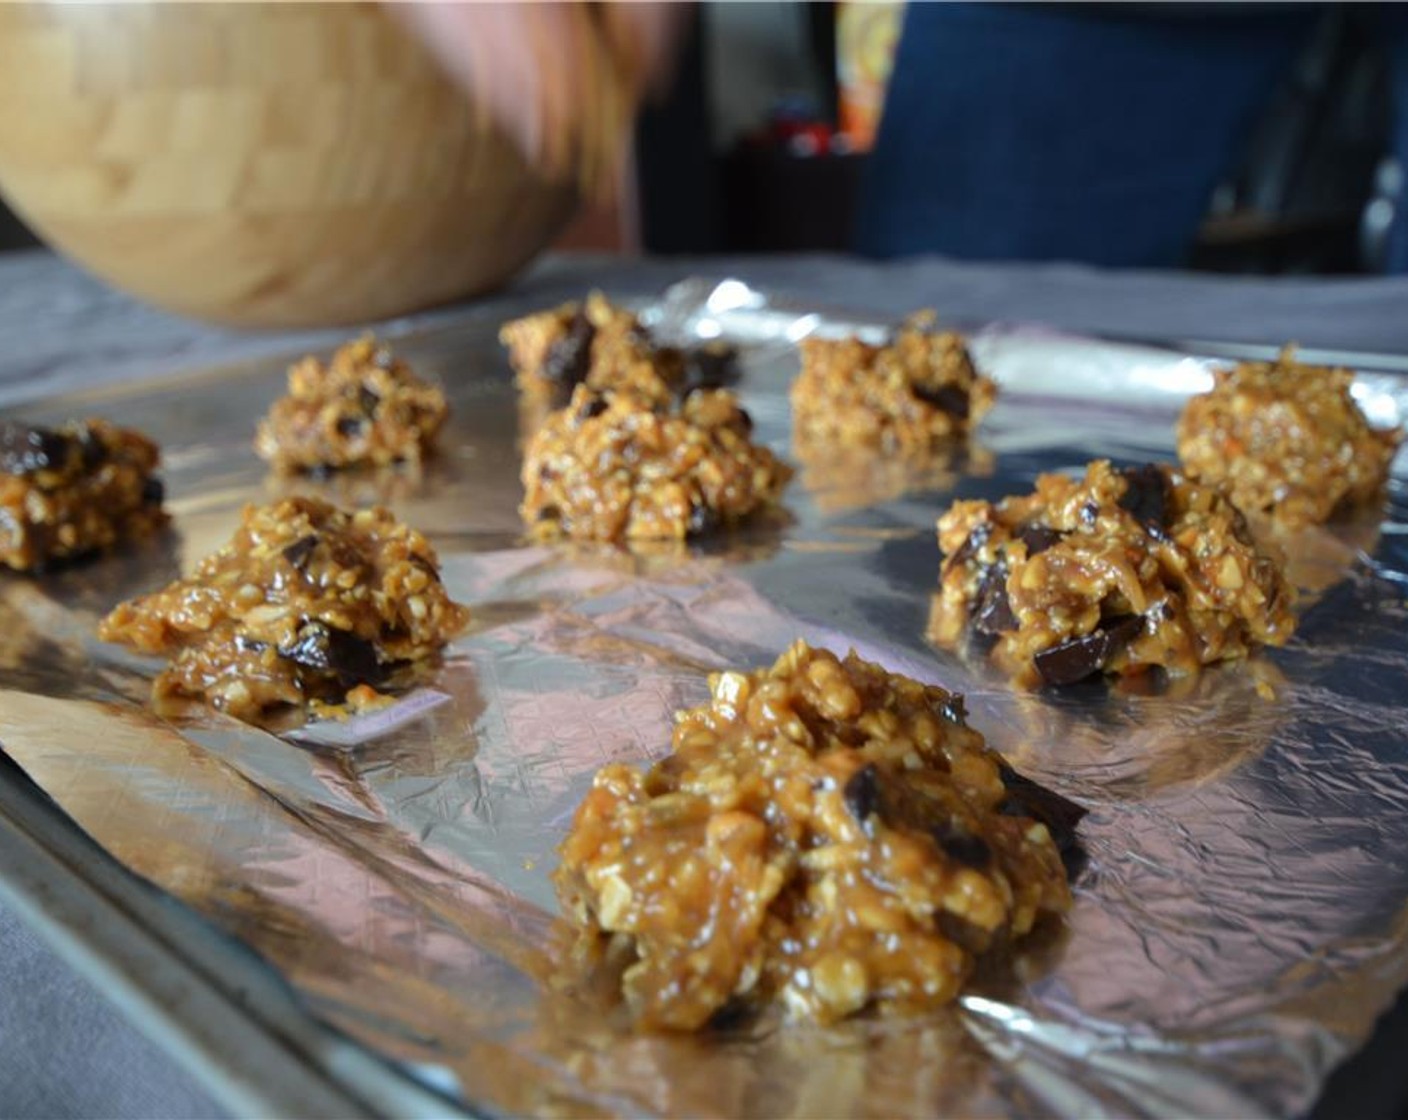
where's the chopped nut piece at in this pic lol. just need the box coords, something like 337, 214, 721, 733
0, 418, 166, 572
792, 315, 996, 457
555, 641, 1079, 1030
98, 496, 469, 724
254, 336, 448, 473
931, 460, 1296, 686
520, 383, 791, 542
1176, 347, 1402, 526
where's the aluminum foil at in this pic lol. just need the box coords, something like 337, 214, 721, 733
2, 279, 1407, 1118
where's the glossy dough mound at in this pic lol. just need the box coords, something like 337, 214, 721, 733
555, 641, 1077, 1030
255, 336, 448, 473
931, 460, 1296, 686
0, 418, 166, 571
792, 316, 995, 457
99, 496, 469, 722
1176, 349, 1401, 526
521, 383, 791, 541
501, 291, 740, 407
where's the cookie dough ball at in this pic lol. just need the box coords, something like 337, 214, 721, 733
1176, 348, 1401, 526
254, 336, 448, 473
99, 496, 469, 723
555, 641, 1080, 1029
0, 419, 166, 572
931, 460, 1296, 687
792, 315, 996, 457
520, 384, 791, 542
500, 291, 740, 407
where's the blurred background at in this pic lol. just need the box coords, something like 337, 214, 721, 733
0, 1, 1396, 274
579, 1, 1399, 273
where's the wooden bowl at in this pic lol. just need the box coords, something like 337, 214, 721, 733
0, 3, 577, 327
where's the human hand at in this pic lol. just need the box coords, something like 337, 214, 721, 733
394, 2, 686, 198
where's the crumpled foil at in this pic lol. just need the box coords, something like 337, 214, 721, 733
2, 278, 1407, 1118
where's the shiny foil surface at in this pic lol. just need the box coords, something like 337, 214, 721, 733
2, 279, 1407, 1118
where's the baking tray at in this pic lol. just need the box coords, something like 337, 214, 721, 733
2, 279, 1407, 1118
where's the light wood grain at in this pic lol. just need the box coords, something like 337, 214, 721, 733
0, 2, 577, 328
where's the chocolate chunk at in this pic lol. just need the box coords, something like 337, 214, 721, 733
576, 393, 609, 423
937, 911, 991, 955
843, 763, 880, 824
946, 521, 991, 568
278, 620, 385, 687
686, 500, 721, 538
831, 723, 868, 749
335, 415, 365, 437
912, 382, 971, 420
141, 476, 165, 507
358, 385, 381, 416
931, 821, 991, 870
1016, 522, 1063, 556
281, 534, 319, 572
1058, 843, 1089, 880
842, 757, 1043, 877
935, 693, 967, 725
996, 760, 1087, 879
1032, 613, 1144, 686
846, 762, 964, 847
972, 565, 1017, 635
535, 504, 562, 524
76, 426, 107, 472
655, 344, 685, 373
325, 538, 365, 571
409, 554, 440, 580
1103, 612, 1144, 646
996, 763, 1087, 838
705, 997, 754, 1032
541, 309, 595, 387
0, 421, 78, 476
1118, 464, 1171, 541
680, 343, 741, 393
1033, 632, 1099, 687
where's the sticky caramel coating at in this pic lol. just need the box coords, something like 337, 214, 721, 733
254, 336, 448, 473
792, 316, 996, 457
521, 383, 791, 542
555, 641, 1075, 1030
931, 460, 1296, 687
1176, 348, 1401, 526
98, 496, 469, 723
0, 419, 166, 572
